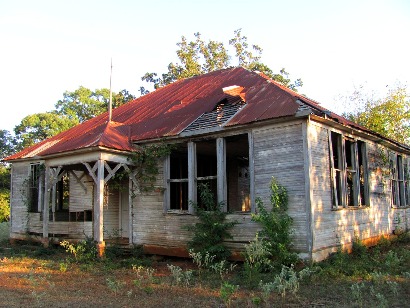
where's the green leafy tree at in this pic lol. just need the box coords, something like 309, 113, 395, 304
141, 29, 302, 93
14, 112, 77, 150
0, 165, 10, 222
55, 86, 135, 123
0, 130, 15, 161
343, 84, 410, 144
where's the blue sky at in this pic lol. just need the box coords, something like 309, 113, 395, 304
1, 0, 409, 132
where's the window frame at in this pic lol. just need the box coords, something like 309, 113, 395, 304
28, 163, 42, 213
329, 131, 369, 209
164, 133, 254, 214
390, 153, 409, 208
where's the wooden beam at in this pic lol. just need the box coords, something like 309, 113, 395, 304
104, 161, 124, 183
163, 155, 170, 213
128, 177, 133, 244
188, 141, 197, 214
94, 159, 105, 247
42, 166, 50, 239
248, 132, 255, 213
217, 137, 227, 211
302, 120, 314, 260
83, 162, 98, 183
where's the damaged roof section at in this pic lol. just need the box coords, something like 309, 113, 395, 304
5, 66, 366, 161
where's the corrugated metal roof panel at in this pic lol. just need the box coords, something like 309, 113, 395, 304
7, 66, 406, 161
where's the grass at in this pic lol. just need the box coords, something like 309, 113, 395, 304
0, 232, 409, 307
0, 221, 9, 242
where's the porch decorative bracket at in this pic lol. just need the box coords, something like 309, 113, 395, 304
83, 162, 99, 184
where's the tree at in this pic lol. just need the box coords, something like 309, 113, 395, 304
0, 130, 15, 161
55, 86, 136, 123
140, 29, 302, 94
343, 84, 410, 144
14, 112, 78, 150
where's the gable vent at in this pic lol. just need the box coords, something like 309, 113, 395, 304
182, 96, 245, 134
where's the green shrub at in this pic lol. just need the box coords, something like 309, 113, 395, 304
251, 177, 298, 267
60, 238, 97, 263
0, 189, 10, 223
185, 183, 237, 262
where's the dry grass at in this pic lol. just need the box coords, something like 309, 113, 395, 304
0, 231, 409, 307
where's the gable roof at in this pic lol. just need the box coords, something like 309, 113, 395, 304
6, 66, 400, 161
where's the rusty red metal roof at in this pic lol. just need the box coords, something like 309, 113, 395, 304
7, 66, 401, 161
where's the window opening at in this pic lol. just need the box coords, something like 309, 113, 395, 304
196, 140, 217, 210
169, 147, 189, 211
391, 154, 408, 207
330, 131, 369, 208
226, 134, 250, 212
28, 164, 41, 212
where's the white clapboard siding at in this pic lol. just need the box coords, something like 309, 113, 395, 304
69, 171, 93, 212
309, 122, 409, 260
103, 186, 120, 238
253, 121, 308, 253
10, 162, 30, 234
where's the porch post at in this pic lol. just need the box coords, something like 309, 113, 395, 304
248, 132, 256, 213
94, 159, 105, 256
128, 177, 133, 244
188, 141, 197, 214
217, 137, 227, 211
42, 165, 50, 246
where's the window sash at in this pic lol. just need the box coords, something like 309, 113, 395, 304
329, 131, 369, 208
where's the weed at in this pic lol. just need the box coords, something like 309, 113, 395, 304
350, 282, 366, 307
243, 234, 272, 284
106, 277, 124, 296
167, 264, 193, 287
59, 262, 68, 273
210, 260, 236, 281
60, 239, 97, 263
220, 282, 238, 307
384, 250, 403, 267
259, 265, 313, 301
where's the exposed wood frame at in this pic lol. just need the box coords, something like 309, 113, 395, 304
163, 155, 170, 213
302, 120, 314, 259
248, 131, 255, 213
188, 141, 197, 214
42, 165, 50, 239
217, 137, 227, 211
128, 177, 133, 244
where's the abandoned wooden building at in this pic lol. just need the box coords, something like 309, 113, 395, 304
4, 67, 410, 261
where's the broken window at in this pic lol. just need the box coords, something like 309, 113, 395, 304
166, 133, 252, 213
196, 140, 218, 209
390, 154, 409, 207
169, 147, 189, 211
329, 131, 369, 208
226, 134, 250, 212
28, 163, 42, 212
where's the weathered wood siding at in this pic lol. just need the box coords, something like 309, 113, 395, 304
253, 120, 308, 255
103, 186, 120, 238
132, 121, 307, 257
69, 171, 93, 212
309, 121, 409, 261
10, 162, 30, 236
131, 156, 260, 255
